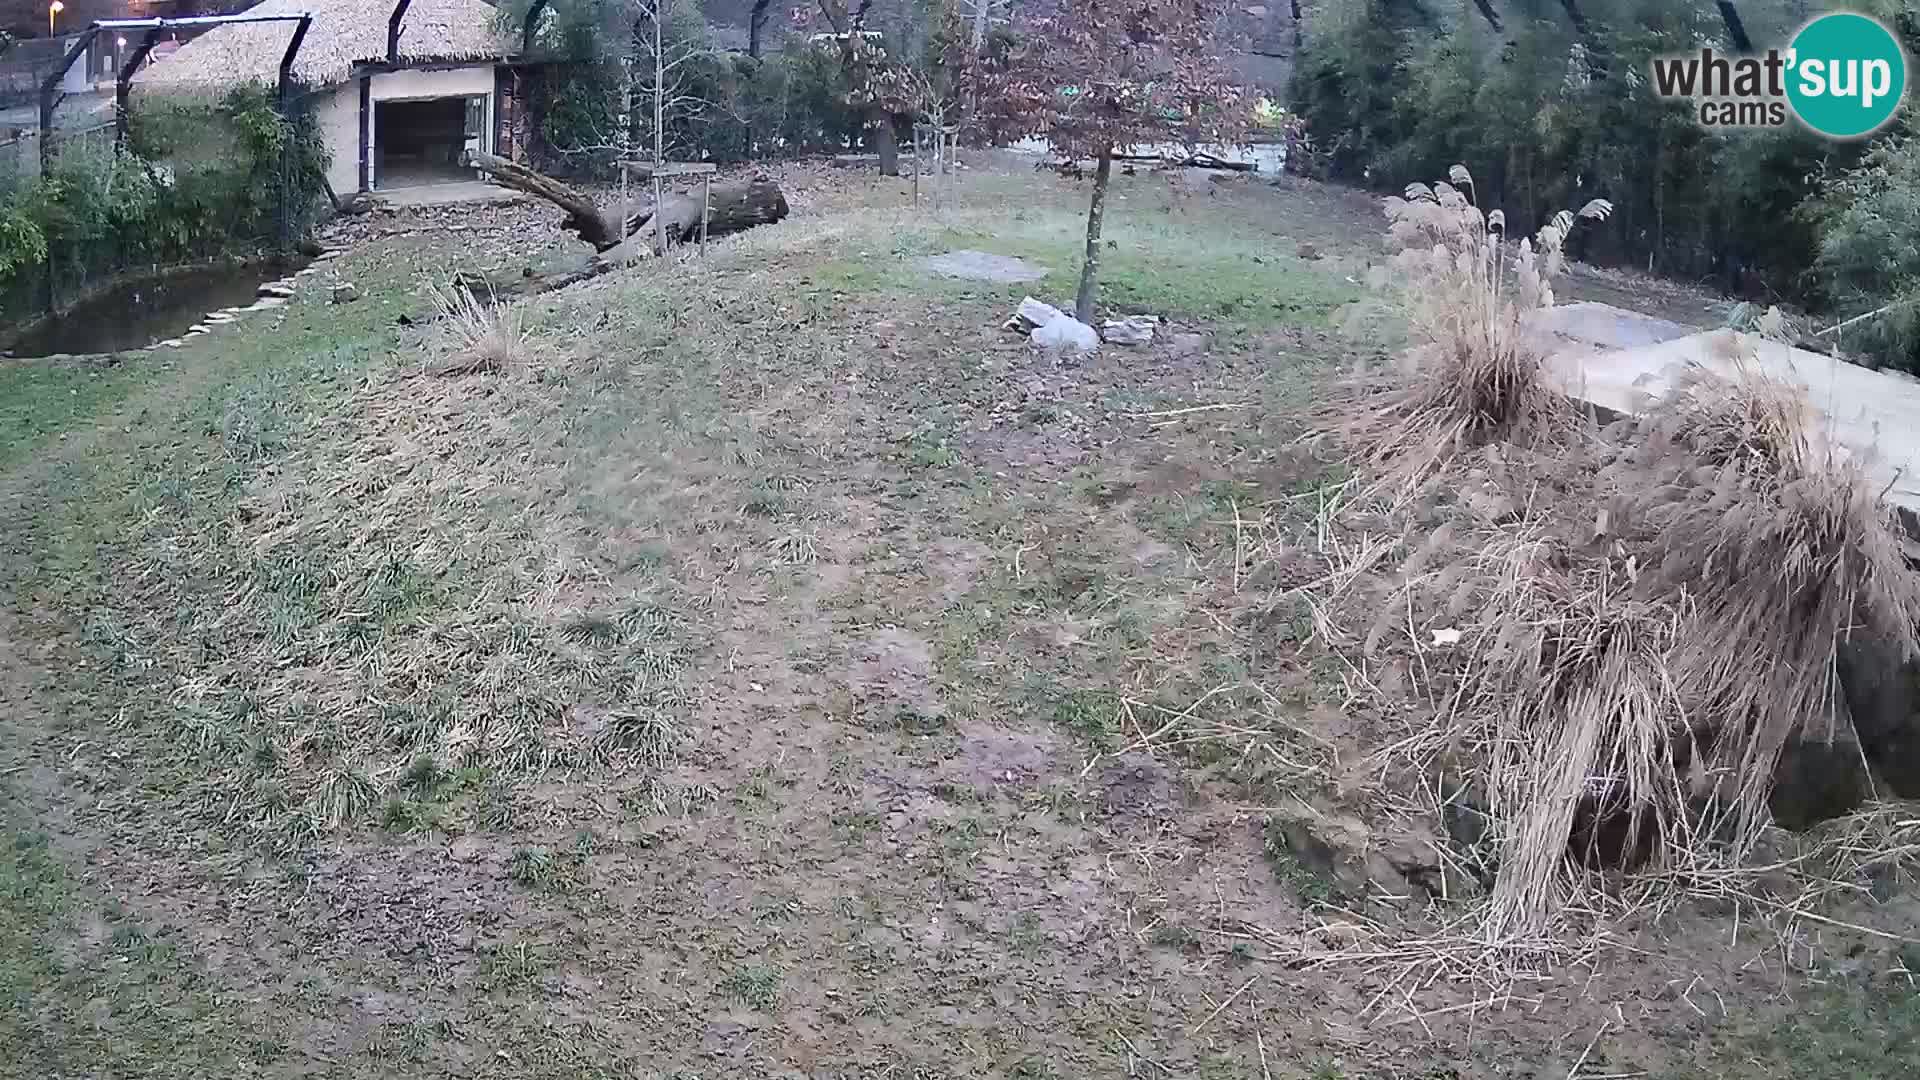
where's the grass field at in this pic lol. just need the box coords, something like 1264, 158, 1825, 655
1, 160, 1915, 1079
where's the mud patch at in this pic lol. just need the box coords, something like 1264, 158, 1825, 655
926, 535, 993, 604
1092, 753, 1187, 822
846, 626, 944, 730
935, 723, 1062, 790
919, 250, 1047, 283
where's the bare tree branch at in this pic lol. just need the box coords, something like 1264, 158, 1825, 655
1716, 1, 1752, 52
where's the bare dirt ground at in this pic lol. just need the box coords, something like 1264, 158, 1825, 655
1, 157, 1914, 1080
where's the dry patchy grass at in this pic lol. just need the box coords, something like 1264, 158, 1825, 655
1, 159, 1914, 1080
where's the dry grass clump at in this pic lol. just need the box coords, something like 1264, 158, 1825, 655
107, 341, 697, 849
1608, 347, 1920, 847
1337, 165, 1610, 498
422, 277, 530, 376
1316, 334, 1920, 946
1440, 529, 1692, 940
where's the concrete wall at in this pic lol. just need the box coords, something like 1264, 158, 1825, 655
369, 66, 494, 103
314, 82, 358, 198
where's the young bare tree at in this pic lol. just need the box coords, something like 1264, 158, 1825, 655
814, 0, 902, 176
982, 0, 1254, 321
513, 0, 728, 170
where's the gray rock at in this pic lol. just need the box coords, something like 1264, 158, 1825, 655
1268, 808, 1447, 902
1837, 638, 1920, 799
1101, 314, 1159, 346
1009, 295, 1065, 331
331, 282, 360, 304
1167, 331, 1208, 358
257, 282, 296, 299
922, 250, 1046, 283
1030, 314, 1100, 357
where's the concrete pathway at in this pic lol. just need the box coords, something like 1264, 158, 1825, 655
371, 181, 525, 208
1535, 301, 1920, 519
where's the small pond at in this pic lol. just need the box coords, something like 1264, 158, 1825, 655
5, 259, 307, 358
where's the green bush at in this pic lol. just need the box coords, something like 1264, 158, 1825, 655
1288, 0, 1920, 365
0, 83, 325, 320
536, 31, 871, 173
1810, 136, 1920, 370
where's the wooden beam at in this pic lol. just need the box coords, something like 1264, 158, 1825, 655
358, 75, 371, 192
388, 0, 413, 63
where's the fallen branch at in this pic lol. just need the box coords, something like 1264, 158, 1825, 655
594, 178, 791, 266
466, 151, 622, 249
1127, 402, 1250, 419
466, 151, 791, 261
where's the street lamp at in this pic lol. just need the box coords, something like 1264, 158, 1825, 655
48, 1, 64, 39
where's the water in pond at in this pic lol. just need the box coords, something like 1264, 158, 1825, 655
5, 260, 305, 358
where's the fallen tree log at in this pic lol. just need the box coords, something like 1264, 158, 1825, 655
595, 179, 791, 267
467, 151, 622, 249
465, 151, 790, 257
1110, 151, 1257, 172
452, 261, 600, 303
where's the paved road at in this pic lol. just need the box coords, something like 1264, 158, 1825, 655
0, 88, 114, 134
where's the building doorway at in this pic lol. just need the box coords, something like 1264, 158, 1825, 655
373, 95, 485, 189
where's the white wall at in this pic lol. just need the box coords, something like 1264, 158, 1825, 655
315, 84, 360, 198
369, 66, 495, 102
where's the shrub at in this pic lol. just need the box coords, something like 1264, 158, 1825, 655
1809, 136, 1920, 371
1289, 2, 1854, 301
1337, 166, 1610, 497
0, 83, 327, 319
1610, 342, 1920, 845
422, 279, 530, 376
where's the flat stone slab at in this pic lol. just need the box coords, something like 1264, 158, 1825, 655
921, 250, 1047, 283
1530, 300, 1693, 352
372, 181, 525, 208
1546, 327, 1920, 519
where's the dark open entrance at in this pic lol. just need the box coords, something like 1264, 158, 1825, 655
375, 97, 478, 189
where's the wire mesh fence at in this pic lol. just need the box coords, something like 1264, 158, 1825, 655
0, 83, 329, 330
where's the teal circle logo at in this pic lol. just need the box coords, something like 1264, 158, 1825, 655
1786, 13, 1907, 138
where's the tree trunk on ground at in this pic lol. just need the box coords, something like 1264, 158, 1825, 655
595, 178, 791, 265
1471, 0, 1502, 33
874, 109, 900, 176
466, 151, 621, 248
1075, 146, 1112, 324
466, 151, 789, 254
